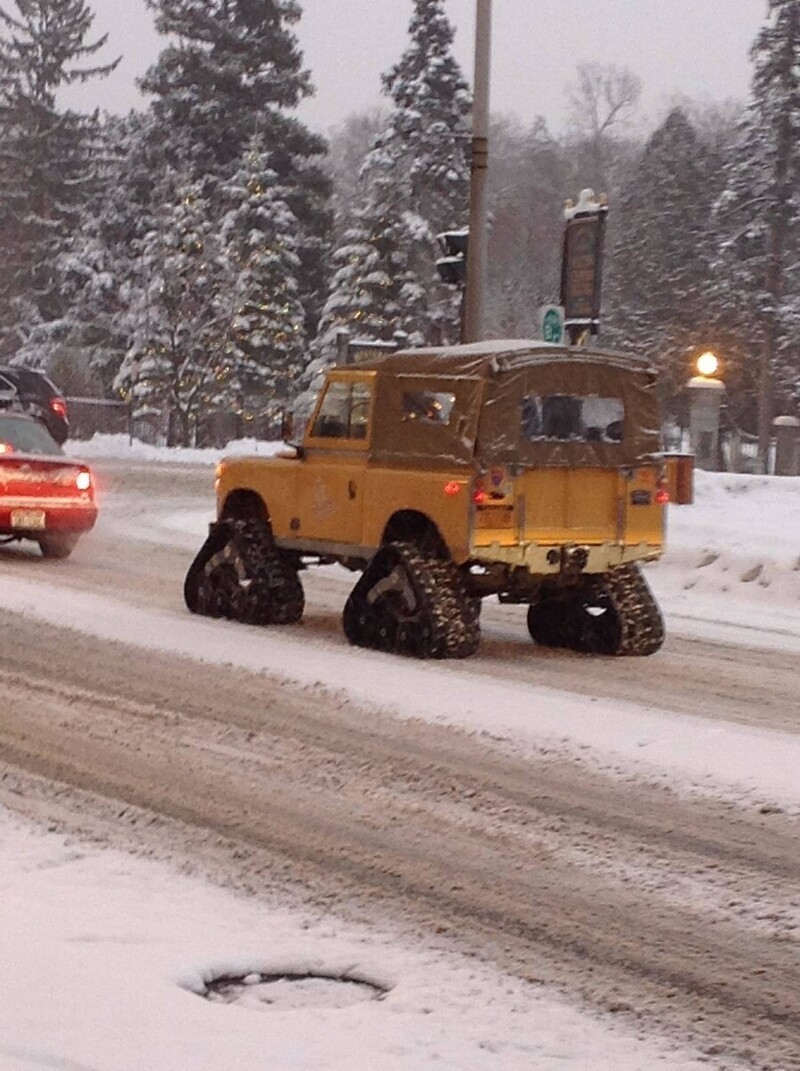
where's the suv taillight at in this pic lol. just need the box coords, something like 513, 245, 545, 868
50, 397, 67, 420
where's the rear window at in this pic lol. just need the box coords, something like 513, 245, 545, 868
0, 415, 62, 455
522, 394, 624, 443
0, 367, 57, 397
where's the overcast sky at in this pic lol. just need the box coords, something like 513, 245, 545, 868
60, 0, 767, 134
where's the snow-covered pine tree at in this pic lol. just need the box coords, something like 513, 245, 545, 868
141, 0, 331, 333
381, 0, 471, 240
0, 0, 118, 361
116, 174, 239, 447
303, 0, 471, 412
217, 137, 307, 416
34, 111, 142, 394
713, 0, 800, 460
606, 108, 717, 410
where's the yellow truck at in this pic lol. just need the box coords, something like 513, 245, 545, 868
184, 340, 692, 659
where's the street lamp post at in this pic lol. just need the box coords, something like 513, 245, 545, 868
686, 351, 725, 471
463, 0, 492, 344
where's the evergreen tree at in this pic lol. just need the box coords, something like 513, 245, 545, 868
304, 0, 471, 410
381, 0, 471, 237
0, 0, 117, 360
141, 0, 331, 332
116, 174, 240, 446
607, 108, 717, 409
713, 0, 800, 459
217, 137, 307, 410
52, 112, 154, 394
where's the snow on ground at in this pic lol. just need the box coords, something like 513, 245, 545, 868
0, 810, 710, 1071
1, 437, 798, 1070
649, 470, 800, 649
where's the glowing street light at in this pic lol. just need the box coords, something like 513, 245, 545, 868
695, 351, 720, 378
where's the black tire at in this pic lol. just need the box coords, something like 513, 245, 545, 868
343, 541, 480, 659
38, 533, 79, 560
184, 518, 304, 626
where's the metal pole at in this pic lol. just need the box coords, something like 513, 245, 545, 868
463, 0, 492, 343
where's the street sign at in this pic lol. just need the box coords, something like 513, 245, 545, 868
540, 304, 565, 344
560, 189, 609, 344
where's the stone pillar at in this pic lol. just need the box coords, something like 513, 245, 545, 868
772, 416, 800, 476
686, 375, 725, 471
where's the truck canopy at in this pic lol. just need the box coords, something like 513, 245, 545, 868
353, 340, 662, 469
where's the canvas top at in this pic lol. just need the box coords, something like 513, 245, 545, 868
337, 340, 662, 469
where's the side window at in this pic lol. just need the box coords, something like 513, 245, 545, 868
350, 382, 371, 439
402, 391, 456, 425
521, 394, 624, 443
311, 380, 372, 440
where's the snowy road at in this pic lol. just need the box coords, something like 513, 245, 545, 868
1, 458, 799, 1070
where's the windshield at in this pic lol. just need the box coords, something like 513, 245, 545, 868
0, 415, 63, 456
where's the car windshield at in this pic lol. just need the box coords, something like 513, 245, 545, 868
0, 415, 63, 456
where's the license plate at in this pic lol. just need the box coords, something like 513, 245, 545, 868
10, 509, 46, 530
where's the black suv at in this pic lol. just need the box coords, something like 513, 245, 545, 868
0, 366, 69, 444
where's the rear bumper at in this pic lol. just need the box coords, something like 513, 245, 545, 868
0, 502, 97, 537
469, 540, 662, 574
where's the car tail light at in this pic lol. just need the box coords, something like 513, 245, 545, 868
655, 488, 670, 505
0, 441, 14, 454
50, 397, 68, 420
76, 467, 92, 492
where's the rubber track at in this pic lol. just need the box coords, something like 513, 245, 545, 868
184, 519, 304, 626
343, 541, 480, 659
594, 562, 664, 656
528, 563, 664, 657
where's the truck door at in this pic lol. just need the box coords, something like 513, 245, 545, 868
297, 376, 373, 545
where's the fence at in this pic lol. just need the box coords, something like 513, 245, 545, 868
65, 397, 285, 447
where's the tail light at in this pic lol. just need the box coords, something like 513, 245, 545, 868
76, 467, 93, 492
0, 441, 15, 454
50, 397, 68, 420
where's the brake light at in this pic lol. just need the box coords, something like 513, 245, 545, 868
50, 397, 68, 419
76, 468, 92, 492
472, 489, 488, 504
655, 488, 670, 505
0, 441, 14, 454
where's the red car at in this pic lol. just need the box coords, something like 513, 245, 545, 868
0, 412, 97, 559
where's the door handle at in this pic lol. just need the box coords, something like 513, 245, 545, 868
347, 479, 357, 500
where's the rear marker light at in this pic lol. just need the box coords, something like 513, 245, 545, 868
444, 481, 461, 496
50, 398, 68, 419
655, 489, 670, 505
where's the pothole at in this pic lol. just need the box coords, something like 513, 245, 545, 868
197, 970, 388, 1012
